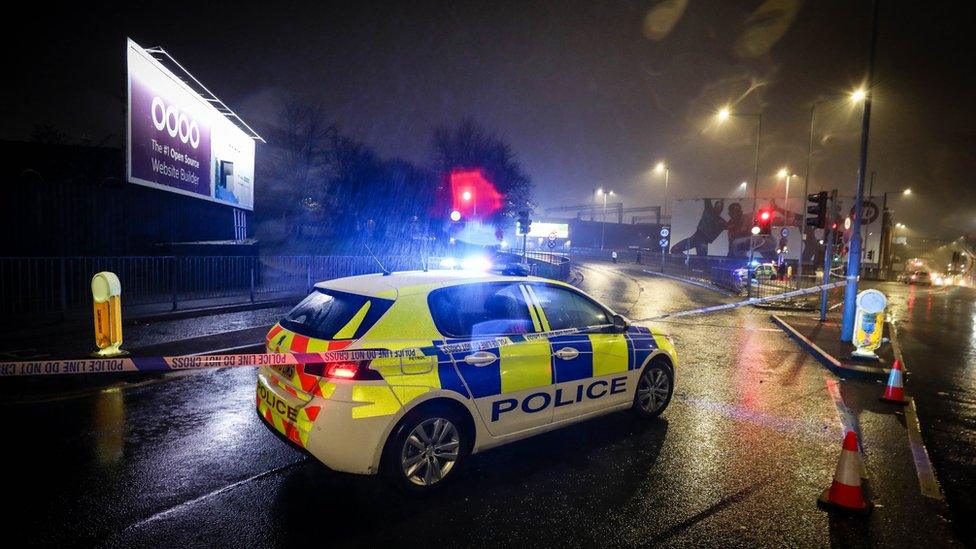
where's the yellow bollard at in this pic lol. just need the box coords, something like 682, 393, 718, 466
91, 272, 128, 357
851, 289, 887, 361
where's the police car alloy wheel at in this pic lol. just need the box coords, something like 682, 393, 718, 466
633, 362, 673, 418
384, 406, 468, 493
401, 417, 460, 487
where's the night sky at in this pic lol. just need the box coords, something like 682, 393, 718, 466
3, 1, 974, 238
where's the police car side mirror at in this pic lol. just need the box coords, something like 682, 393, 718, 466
611, 314, 629, 332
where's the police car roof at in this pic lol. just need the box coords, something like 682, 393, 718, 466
314, 270, 558, 298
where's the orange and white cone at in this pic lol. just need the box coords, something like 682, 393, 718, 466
818, 431, 872, 514
879, 359, 907, 404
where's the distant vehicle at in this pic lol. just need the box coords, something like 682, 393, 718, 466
905, 271, 932, 285
752, 263, 779, 280
257, 271, 677, 493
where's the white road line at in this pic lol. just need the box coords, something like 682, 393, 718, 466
904, 397, 944, 500
823, 376, 868, 478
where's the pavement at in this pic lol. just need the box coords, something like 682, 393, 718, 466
1, 263, 972, 547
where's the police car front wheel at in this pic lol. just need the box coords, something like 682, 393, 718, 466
384, 406, 468, 493
633, 361, 673, 418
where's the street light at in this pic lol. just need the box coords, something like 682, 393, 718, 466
804, 87, 871, 298
654, 161, 670, 218
879, 188, 914, 278
596, 188, 615, 250
715, 106, 763, 270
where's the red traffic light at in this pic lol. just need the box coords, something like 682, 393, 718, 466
759, 210, 771, 221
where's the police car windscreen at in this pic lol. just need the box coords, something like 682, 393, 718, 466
281, 289, 392, 340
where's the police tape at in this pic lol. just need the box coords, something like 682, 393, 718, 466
0, 324, 612, 378
632, 280, 847, 322
0, 282, 842, 378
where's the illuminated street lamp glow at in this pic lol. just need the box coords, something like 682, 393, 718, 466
716, 107, 731, 121
777, 168, 789, 179
461, 190, 472, 201
903, 188, 912, 195
655, 162, 666, 173
450, 210, 462, 222
851, 88, 867, 102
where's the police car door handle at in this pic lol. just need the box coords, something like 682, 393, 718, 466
554, 347, 579, 360
464, 352, 497, 367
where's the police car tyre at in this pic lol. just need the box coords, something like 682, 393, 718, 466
631, 360, 673, 419
383, 405, 469, 494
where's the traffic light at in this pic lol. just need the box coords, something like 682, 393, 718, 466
517, 210, 532, 235
756, 209, 773, 235
806, 191, 828, 229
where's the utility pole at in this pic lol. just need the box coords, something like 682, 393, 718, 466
841, 0, 880, 342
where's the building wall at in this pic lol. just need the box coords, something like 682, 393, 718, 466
0, 140, 250, 256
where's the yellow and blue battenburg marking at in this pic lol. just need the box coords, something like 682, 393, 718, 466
441, 325, 660, 399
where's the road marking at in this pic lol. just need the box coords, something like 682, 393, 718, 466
824, 376, 868, 478
115, 459, 306, 536
904, 397, 944, 500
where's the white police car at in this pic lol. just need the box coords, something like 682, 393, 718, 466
257, 270, 677, 492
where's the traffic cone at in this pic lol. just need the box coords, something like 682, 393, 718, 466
818, 431, 872, 514
879, 359, 907, 405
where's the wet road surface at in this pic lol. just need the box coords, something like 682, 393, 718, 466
3, 263, 970, 547
871, 281, 976, 544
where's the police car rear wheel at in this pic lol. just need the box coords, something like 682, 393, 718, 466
633, 362, 673, 418
385, 407, 467, 493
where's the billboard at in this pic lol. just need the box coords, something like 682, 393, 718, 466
527, 222, 569, 239
669, 196, 883, 265
126, 39, 255, 210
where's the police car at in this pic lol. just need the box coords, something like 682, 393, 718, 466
257, 270, 677, 493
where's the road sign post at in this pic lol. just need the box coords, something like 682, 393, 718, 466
659, 227, 670, 273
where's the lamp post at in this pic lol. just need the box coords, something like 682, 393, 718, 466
655, 162, 670, 220
596, 188, 614, 250
879, 188, 913, 279
716, 107, 763, 269
841, 0, 880, 343
803, 89, 868, 289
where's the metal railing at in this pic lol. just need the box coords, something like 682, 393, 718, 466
0, 253, 575, 320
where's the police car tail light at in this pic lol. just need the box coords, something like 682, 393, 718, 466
305, 360, 383, 381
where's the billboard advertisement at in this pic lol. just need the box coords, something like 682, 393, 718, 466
669, 196, 883, 265
527, 222, 570, 239
126, 39, 255, 210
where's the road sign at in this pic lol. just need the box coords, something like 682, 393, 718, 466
780, 227, 790, 238
660, 227, 670, 238
547, 240, 556, 249
659, 239, 668, 248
